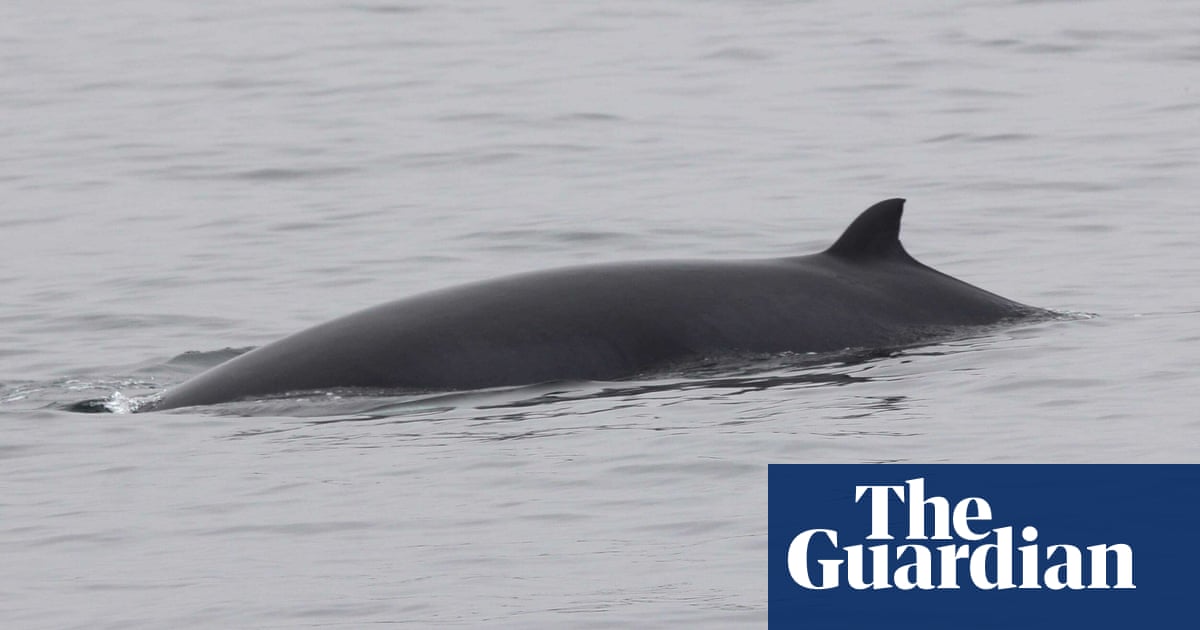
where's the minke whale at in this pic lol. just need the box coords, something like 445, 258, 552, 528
140, 199, 1043, 411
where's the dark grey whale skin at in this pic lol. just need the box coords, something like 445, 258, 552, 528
143, 199, 1042, 411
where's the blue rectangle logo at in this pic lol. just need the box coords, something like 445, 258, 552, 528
768, 465, 1200, 629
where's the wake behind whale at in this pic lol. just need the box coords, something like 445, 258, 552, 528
85, 198, 1046, 412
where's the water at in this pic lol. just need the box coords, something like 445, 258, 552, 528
2, 0, 1198, 627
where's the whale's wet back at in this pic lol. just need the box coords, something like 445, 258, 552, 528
139, 199, 1043, 411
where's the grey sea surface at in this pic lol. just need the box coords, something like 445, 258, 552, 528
2, 0, 1198, 627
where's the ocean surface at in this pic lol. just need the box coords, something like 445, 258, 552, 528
2, 0, 1198, 627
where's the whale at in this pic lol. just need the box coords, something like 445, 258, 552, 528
137, 198, 1043, 411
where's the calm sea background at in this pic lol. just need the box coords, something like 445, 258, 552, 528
2, 1, 1198, 627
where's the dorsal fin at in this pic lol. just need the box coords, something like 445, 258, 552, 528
825, 198, 912, 261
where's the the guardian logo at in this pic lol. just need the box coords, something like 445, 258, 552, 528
787, 478, 1134, 591
769, 465, 1199, 629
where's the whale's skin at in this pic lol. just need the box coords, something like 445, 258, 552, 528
143, 199, 1041, 411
